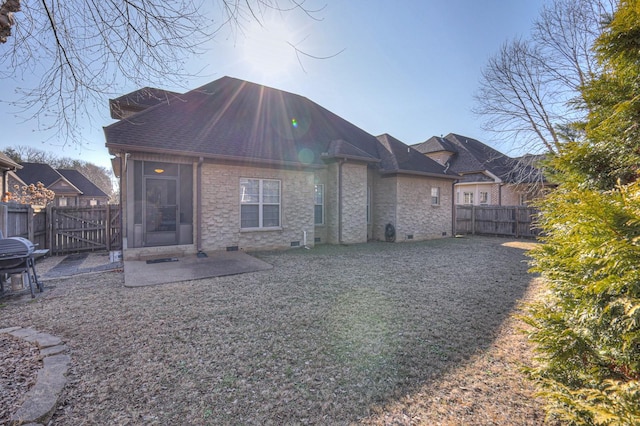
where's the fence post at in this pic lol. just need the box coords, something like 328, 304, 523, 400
105, 204, 111, 251
47, 204, 53, 255
0, 203, 6, 238
471, 205, 476, 235
28, 205, 35, 242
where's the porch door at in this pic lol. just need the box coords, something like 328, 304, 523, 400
144, 177, 178, 246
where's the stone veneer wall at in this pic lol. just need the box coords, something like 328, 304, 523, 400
395, 175, 453, 240
371, 174, 397, 241
372, 175, 452, 241
200, 162, 315, 251
339, 162, 368, 244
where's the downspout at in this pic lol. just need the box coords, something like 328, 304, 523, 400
119, 154, 124, 250
451, 180, 457, 237
338, 159, 345, 244
197, 157, 203, 253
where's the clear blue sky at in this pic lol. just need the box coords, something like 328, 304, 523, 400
1, 0, 546, 170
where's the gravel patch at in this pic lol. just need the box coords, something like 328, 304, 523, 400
0, 236, 551, 425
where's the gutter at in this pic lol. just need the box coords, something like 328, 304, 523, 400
105, 143, 326, 170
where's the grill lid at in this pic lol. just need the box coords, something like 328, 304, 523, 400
0, 237, 36, 258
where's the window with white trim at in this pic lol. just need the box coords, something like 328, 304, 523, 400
431, 187, 440, 205
240, 178, 281, 228
463, 192, 474, 205
479, 191, 489, 205
314, 184, 324, 225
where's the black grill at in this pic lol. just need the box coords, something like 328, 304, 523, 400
0, 237, 43, 298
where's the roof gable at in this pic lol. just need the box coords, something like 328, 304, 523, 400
57, 169, 109, 198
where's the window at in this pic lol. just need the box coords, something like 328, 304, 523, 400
240, 178, 280, 228
463, 192, 474, 205
314, 184, 324, 225
89, 199, 98, 206
59, 197, 67, 207
479, 191, 489, 205
431, 187, 440, 205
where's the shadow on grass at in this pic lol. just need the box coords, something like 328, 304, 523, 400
1, 236, 538, 425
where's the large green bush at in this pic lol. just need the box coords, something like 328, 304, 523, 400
524, 1, 640, 424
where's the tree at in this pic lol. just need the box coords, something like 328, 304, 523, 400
0, 0, 322, 146
524, 1, 640, 424
5, 181, 55, 206
474, 0, 615, 155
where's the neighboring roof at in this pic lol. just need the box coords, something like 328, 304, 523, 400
0, 152, 21, 170
14, 162, 65, 187
414, 133, 542, 183
109, 87, 182, 119
376, 134, 457, 178
57, 169, 109, 198
105, 77, 454, 179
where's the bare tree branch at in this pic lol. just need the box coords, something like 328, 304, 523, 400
474, 0, 614, 156
0, 0, 325, 147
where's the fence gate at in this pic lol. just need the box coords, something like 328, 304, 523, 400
49, 205, 122, 255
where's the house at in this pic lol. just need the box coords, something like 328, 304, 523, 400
104, 76, 458, 259
9, 163, 110, 207
412, 133, 546, 206
0, 152, 21, 199
57, 169, 111, 206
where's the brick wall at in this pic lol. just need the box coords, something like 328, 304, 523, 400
371, 174, 453, 242
371, 174, 397, 240
339, 162, 368, 244
200, 163, 315, 251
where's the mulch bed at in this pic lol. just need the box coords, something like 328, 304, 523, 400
0, 333, 41, 421
0, 237, 555, 425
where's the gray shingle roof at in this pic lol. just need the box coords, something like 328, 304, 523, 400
0, 152, 21, 170
414, 133, 542, 183
109, 87, 182, 119
105, 77, 455, 179
376, 134, 456, 177
57, 169, 109, 198
14, 162, 64, 187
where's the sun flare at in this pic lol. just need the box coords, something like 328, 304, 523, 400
241, 20, 300, 77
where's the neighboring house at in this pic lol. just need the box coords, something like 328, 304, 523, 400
9, 163, 109, 207
412, 133, 546, 206
0, 152, 22, 198
104, 76, 458, 258
57, 169, 111, 206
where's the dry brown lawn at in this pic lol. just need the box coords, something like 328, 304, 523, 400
1, 236, 554, 425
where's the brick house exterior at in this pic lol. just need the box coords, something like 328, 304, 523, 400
105, 77, 458, 259
413, 133, 547, 206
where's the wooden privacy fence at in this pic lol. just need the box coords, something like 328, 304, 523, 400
0, 203, 121, 255
456, 205, 540, 238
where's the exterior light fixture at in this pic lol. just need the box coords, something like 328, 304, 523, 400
154, 169, 164, 174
